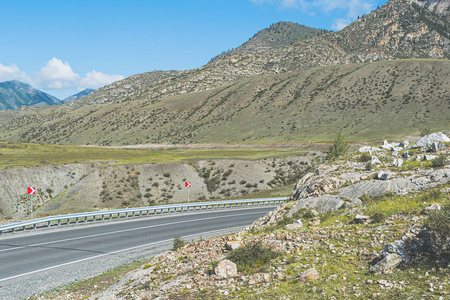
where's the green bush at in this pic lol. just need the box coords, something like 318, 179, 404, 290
226, 241, 281, 274
424, 204, 450, 260
172, 236, 188, 251
424, 204, 450, 237
371, 212, 386, 224
358, 153, 371, 162
326, 131, 349, 161
365, 162, 373, 171
432, 155, 447, 168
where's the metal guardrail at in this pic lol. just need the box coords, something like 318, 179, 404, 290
0, 197, 287, 234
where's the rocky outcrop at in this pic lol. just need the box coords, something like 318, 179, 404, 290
412, 132, 450, 148
290, 135, 449, 213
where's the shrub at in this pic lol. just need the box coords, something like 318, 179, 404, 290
226, 241, 281, 274
365, 162, 373, 171
326, 131, 349, 161
371, 212, 386, 224
423, 204, 450, 260
358, 153, 371, 162
432, 155, 447, 168
172, 236, 188, 251
424, 204, 450, 238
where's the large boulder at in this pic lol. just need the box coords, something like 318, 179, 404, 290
370, 241, 408, 274
214, 260, 238, 279
377, 171, 393, 180
413, 132, 450, 148
370, 253, 403, 274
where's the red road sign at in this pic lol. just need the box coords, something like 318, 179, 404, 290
27, 187, 36, 195
185, 182, 191, 188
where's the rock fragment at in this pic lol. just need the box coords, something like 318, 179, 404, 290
297, 268, 320, 281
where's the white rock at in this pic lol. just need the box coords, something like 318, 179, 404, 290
226, 240, 244, 251
359, 146, 381, 153
377, 171, 392, 180
400, 140, 410, 148
371, 156, 382, 165
425, 155, 438, 161
393, 159, 403, 167
413, 132, 450, 148
421, 203, 441, 214
214, 260, 238, 279
391, 146, 403, 152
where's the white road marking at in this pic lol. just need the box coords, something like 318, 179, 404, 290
0, 226, 244, 283
0, 210, 265, 253
0, 205, 276, 240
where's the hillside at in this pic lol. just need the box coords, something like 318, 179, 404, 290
209, 21, 329, 64
0, 60, 448, 145
0, 81, 60, 110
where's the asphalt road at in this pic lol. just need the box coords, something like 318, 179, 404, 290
0, 206, 275, 283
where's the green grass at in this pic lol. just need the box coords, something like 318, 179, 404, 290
0, 141, 305, 170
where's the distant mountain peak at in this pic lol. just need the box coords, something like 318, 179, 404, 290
0, 81, 60, 110
63, 89, 95, 103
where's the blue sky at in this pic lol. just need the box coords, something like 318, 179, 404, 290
0, 0, 388, 99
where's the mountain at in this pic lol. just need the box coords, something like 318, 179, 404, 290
0, 0, 449, 144
69, 0, 450, 109
0, 60, 448, 145
209, 21, 330, 64
0, 81, 60, 110
63, 89, 94, 103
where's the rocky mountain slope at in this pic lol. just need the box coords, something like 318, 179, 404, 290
0, 80, 60, 110
0, 59, 448, 145
209, 21, 329, 64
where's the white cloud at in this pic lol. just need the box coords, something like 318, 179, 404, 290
0, 58, 125, 97
79, 71, 125, 90
249, 0, 376, 30
37, 57, 80, 89
332, 18, 352, 31
281, 0, 298, 8
0, 62, 31, 82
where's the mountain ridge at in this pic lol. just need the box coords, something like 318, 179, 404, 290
0, 59, 448, 145
0, 80, 60, 111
